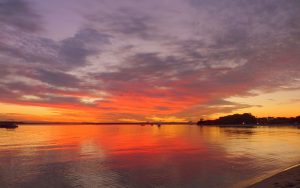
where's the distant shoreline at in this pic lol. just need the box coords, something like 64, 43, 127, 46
1, 121, 192, 125
0, 121, 299, 127
247, 164, 300, 188
197, 113, 300, 126
1, 113, 299, 126
202, 124, 300, 127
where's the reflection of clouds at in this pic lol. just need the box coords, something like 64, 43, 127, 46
219, 127, 300, 165
0, 126, 121, 187
1, 125, 300, 187
80, 140, 106, 159
66, 159, 123, 188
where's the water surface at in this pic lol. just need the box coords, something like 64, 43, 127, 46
0, 125, 299, 188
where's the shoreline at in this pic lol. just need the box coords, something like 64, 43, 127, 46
247, 164, 300, 188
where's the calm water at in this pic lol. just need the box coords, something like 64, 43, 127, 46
0, 125, 299, 188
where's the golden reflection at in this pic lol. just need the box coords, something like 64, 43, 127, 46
1, 125, 300, 188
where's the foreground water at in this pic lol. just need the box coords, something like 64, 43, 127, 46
0, 125, 299, 188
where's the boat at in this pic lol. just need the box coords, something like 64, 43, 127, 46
0, 122, 18, 128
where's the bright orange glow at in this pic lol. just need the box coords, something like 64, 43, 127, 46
0, 88, 299, 122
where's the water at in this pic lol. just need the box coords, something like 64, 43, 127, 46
0, 125, 299, 188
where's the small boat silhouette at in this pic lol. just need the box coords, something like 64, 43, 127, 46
0, 122, 18, 129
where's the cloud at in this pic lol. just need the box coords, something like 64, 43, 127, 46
0, 27, 111, 69
0, 0, 300, 121
0, 0, 42, 32
59, 28, 111, 65
0, 28, 111, 111
35, 69, 81, 88
85, 3, 160, 40
0, 26, 111, 106
174, 99, 262, 120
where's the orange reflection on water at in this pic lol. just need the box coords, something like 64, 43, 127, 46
40, 125, 208, 155
1, 125, 300, 188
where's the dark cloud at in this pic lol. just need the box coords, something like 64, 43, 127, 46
59, 28, 111, 65
0, 27, 111, 69
0, 28, 111, 109
0, 0, 42, 32
36, 69, 81, 88
0, 29, 58, 65
190, 0, 300, 46
98, 52, 198, 82
94, 52, 196, 98
1, 0, 300, 120
0, 27, 111, 105
86, 7, 156, 39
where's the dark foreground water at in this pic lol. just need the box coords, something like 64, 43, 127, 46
0, 125, 299, 188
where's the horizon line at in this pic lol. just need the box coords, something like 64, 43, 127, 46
1, 121, 193, 125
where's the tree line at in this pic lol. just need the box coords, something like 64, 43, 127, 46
197, 113, 300, 125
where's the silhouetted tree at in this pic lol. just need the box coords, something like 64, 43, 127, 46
197, 113, 300, 125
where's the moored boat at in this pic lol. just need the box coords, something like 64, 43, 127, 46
0, 122, 18, 128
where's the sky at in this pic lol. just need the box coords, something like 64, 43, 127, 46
0, 0, 299, 122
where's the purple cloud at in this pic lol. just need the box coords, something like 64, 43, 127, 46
0, 0, 299, 121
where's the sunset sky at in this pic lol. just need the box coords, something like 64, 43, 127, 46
0, 0, 299, 122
